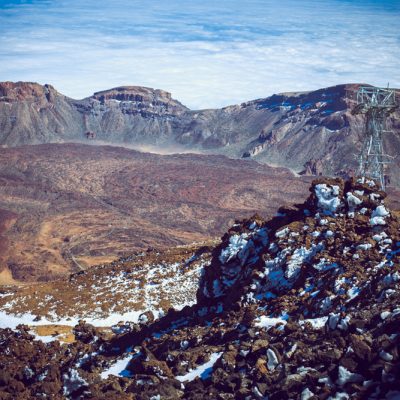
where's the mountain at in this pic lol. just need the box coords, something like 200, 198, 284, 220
1, 81, 399, 186
0, 82, 188, 146
0, 143, 313, 283
0, 177, 399, 399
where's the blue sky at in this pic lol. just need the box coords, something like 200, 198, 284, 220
0, 0, 399, 109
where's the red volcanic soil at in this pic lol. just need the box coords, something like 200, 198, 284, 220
0, 143, 313, 282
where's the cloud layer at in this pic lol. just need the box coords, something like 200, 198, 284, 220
0, 0, 399, 109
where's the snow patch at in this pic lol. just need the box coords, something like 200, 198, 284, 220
101, 354, 135, 379
336, 365, 363, 386
176, 352, 223, 382
63, 369, 88, 397
300, 316, 328, 329
346, 192, 362, 215
301, 388, 315, 400
219, 234, 248, 264
266, 348, 279, 371
275, 228, 290, 238
314, 184, 341, 215
255, 315, 287, 330
370, 205, 390, 226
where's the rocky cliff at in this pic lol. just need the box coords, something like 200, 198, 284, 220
1, 81, 399, 186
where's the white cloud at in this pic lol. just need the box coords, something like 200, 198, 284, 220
0, 0, 399, 109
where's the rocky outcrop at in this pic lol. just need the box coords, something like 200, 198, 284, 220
300, 159, 324, 176
0, 81, 58, 102
0, 177, 399, 399
91, 86, 187, 115
0, 82, 188, 148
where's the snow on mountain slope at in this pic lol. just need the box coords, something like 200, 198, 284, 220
0, 244, 213, 329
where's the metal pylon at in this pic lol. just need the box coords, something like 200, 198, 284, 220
352, 86, 397, 190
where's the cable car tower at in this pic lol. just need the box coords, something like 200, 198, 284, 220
352, 86, 397, 190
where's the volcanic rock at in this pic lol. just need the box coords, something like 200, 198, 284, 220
0, 177, 399, 399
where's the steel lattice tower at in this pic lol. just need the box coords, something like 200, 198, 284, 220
352, 86, 397, 190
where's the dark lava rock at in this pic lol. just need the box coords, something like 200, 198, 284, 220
0, 177, 399, 399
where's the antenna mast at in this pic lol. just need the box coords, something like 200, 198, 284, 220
352, 86, 397, 190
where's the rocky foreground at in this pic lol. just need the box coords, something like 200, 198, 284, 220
0, 177, 399, 399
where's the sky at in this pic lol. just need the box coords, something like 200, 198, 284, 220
0, 0, 399, 109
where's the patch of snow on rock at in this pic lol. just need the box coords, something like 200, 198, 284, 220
300, 316, 328, 329
346, 192, 362, 216
275, 227, 290, 238
314, 184, 341, 215
370, 205, 390, 226
301, 388, 315, 400
101, 354, 133, 379
336, 365, 363, 386
379, 350, 393, 361
266, 348, 279, 371
255, 315, 287, 330
176, 352, 223, 382
219, 234, 248, 264
63, 369, 88, 397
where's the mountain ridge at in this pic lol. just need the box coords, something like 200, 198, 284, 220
1, 81, 399, 186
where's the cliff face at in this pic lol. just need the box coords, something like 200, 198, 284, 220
91, 86, 186, 114
0, 81, 56, 102
1, 81, 399, 186
238, 84, 400, 186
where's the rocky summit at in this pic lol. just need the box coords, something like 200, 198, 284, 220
0, 177, 399, 399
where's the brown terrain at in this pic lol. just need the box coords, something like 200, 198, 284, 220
0, 142, 314, 283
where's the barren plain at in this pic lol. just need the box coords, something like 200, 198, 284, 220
0, 143, 314, 282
